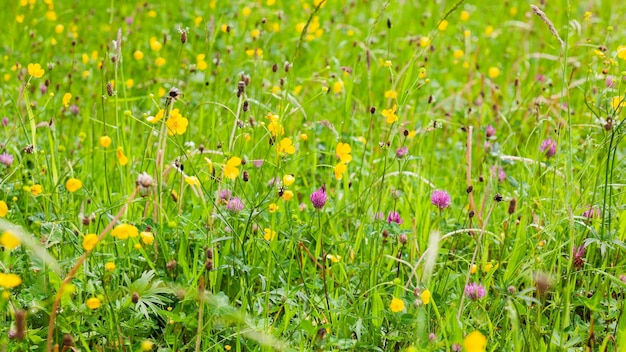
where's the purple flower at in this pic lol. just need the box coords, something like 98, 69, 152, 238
582, 206, 600, 219
606, 77, 615, 88
69, 105, 80, 115
310, 186, 328, 209
0, 153, 14, 167
386, 211, 403, 225
226, 197, 244, 213
485, 125, 496, 138
395, 147, 408, 158
373, 212, 385, 221
464, 282, 486, 301
573, 244, 586, 270
218, 189, 232, 201
252, 159, 264, 168
431, 190, 451, 210
40, 84, 48, 95
490, 165, 506, 182
267, 177, 280, 187
1, 117, 8, 126
540, 138, 557, 158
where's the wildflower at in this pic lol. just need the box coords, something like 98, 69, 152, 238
86, 297, 101, 310
0, 201, 8, 217
582, 206, 600, 219
105, 262, 116, 271
147, 109, 165, 124
263, 228, 276, 241
389, 298, 405, 313
155, 57, 166, 67
31, 184, 43, 196
133, 50, 144, 60
384, 60, 392, 67
27, 63, 45, 78
431, 190, 451, 210
269, 203, 279, 213
226, 197, 244, 213
460, 10, 470, 21
453, 49, 464, 59
464, 282, 486, 301
140, 231, 154, 245
224, 157, 242, 180
382, 105, 398, 124
334, 162, 347, 180
0, 231, 20, 249
278, 138, 296, 155
116, 147, 129, 165
165, 109, 188, 136
336, 142, 352, 163
490, 166, 506, 182
464, 331, 487, 352
82, 234, 99, 251
573, 244, 586, 270
310, 186, 328, 209
438, 20, 448, 31
386, 211, 403, 225
62, 93, 72, 108
384, 90, 398, 99
327, 254, 341, 263
141, 340, 154, 351
65, 178, 83, 193
395, 147, 408, 158
421, 289, 431, 305
282, 190, 294, 201
149, 37, 162, 51
488, 67, 500, 79
184, 176, 200, 186
283, 174, 295, 186
111, 223, 138, 240
0, 273, 22, 288
0, 153, 14, 167
540, 138, 557, 158
485, 125, 496, 138
612, 96, 624, 112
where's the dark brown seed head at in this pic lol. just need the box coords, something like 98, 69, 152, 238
63, 334, 74, 346
508, 198, 517, 214
132, 292, 139, 303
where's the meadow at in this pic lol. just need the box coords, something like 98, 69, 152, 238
1, 0, 626, 351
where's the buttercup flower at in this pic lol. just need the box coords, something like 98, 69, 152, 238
66, 178, 83, 193
0, 231, 20, 249
99, 136, 112, 148
111, 223, 139, 240
82, 234, 99, 251
334, 162, 347, 180
224, 157, 242, 180
382, 105, 398, 124
27, 63, 45, 78
431, 190, 451, 210
116, 147, 129, 166
62, 93, 72, 108
278, 138, 296, 155
420, 289, 431, 305
86, 297, 101, 310
31, 184, 43, 196
464, 331, 487, 352
166, 109, 188, 136
0, 201, 8, 217
389, 298, 405, 313
310, 186, 328, 209
0, 273, 22, 288
140, 231, 154, 245
335, 142, 352, 163
263, 228, 276, 241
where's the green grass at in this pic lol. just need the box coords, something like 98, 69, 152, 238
1, 0, 626, 351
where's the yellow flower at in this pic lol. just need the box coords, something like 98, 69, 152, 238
116, 147, 129, 166
82, 234, 99, 251
105, 262, 116, 271
86, 297, 101, 310
141, 340, 154, 351
125, 79, 134, 89
419, 36, 430, 47
464, 331, 487, 352
166, 109, 188, 136
389, 298, 405, 313
618, 46, 626, 60
111, 223, 138, 240
438, 20, 448, 31
485, 25, 494, 37
453, 49, 464, 59
28, 63, 45, 78
0, 273, 22, 288
382, 105, 398, 124
283, 174, 295, 186
62, 92, 72, 108
245, 48, 263, 58
0, 231, 20, 249
332, 81, 343, 94
184, 176, 201, 186
140, 231, 154, 245
488, 67, 500, 79
149, 37, 162, 51
242, 6, 251, 17
612, 96, 624, 112
197, 54, 208, 70
224, 157, 242, 180
263, 228, 276, 241
420, 289, 431, 305
65, 178, 82, 193
483, 263, 494, 273
335, 142, 352, 163
334, 162, 347, 180
155, 57, 166, 67
384, 60, 392, 67
300, 133, 308, 141
147, 109, 165, 124
133, 50, 144, 60
384, 90, 398, 99
250, 28, 260, 39
281, 190, 294, 201
327, 254, 341, 263
99, 135, 112, 148
267, 121, 284, 136
460, 10, 470, 21
0, 200, 8, 217
194, 16, 203, 27
31, 184, 43, 196
269, 203, 279, 213
278, 138, 296, 155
